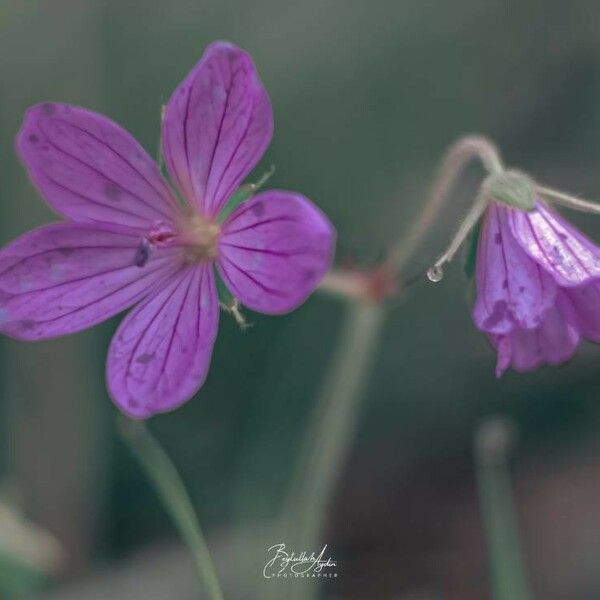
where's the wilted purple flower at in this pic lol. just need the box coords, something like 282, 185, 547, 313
0, 41, 334, 418
474, 200, 600, 376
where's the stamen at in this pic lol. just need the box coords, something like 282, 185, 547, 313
250, 163, 275, 192
220, 298, 251, 330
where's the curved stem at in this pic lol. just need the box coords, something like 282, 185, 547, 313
263, 136, 503, 600
118, 419, 225, 600
319, 136, 503, 300
386, 135, 503, 276
429, 190, 489, 277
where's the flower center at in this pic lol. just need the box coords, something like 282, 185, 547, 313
134, 216, 221, 268
178, 213, 220, 263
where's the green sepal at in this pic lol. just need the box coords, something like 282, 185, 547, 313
217, 184, 255, 224
483, 170, 536, 212
217, 164, 275, 224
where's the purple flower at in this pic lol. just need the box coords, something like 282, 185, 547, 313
0, 41, 335, 418
473, 200, 600, 376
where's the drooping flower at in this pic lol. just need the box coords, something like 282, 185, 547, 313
0, 41, 335, 418
472, 199, 600, 376
427, 143, 600, 376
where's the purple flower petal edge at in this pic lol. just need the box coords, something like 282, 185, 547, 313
508, 201, 600, 287
0, 222, 178, 340
107, 264, 219, 419
490, 290, 580, 376
217, 190, 335, 314
162, 41, 273, 219
473, 203, 556, 335
16, 104, 178, 229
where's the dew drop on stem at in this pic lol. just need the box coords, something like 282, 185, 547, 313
427, 265, 444, 282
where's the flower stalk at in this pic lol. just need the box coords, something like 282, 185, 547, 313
274, 136, 506, 600
537, 185, 600, 215
263, 301, 384, 600
318, 266, 397, 302
321, 135, 508, 298
427, 190, 489, 282
270, 141, 503, 598
118, 419, 225, 600
475, 417, 532, 600
386, 135, 503, 277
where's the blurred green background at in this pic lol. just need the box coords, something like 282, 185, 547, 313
2, 1, 600, 598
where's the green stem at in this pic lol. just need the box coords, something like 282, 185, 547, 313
386, 134, 502, 277
289, 302, 384, 542
475, 418, 532, 600
118, 418, 225, 600
537, 185, 600, 215
264, 302, 384, 600
261, 136, 504, 599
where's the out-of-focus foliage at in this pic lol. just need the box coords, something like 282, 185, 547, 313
0, 500, 63, 599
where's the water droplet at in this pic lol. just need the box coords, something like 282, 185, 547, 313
427, 265, 444, 282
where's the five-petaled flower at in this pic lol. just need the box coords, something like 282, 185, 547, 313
474, 200, 600, 376
0, 41, 335, 418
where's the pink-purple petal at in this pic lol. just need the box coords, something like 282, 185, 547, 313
490, 291, 580, 377
0, 222, 179, 340
508, 201, 600, 286
107, 264, 219, 419
561, 281, 600, 342
217, 190, 334, 314
473, 203, 556, 335
16, 104, 178, 229
161, 41, 273, 218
